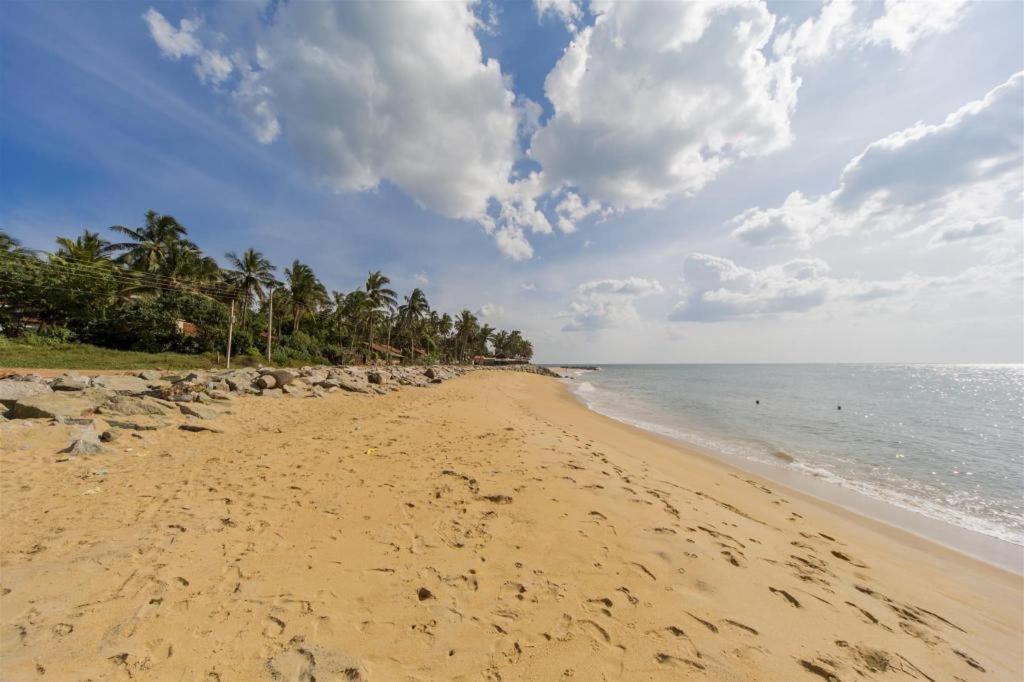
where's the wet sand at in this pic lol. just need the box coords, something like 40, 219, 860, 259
1, 371, 1020, 679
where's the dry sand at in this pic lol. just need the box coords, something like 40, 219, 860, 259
1, 371, 1020, 680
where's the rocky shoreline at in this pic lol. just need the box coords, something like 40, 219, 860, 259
0, 364, 557, 457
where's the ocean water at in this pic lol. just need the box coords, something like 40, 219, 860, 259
557, 364, 1024, 559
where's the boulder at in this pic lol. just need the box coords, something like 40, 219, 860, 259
260, 388, 283, 398
0, 380, 51, 408
336, 379, 370, 394
424, 367, 437, 380
97, 395, 169, 417
205, 390, 235, 402
282, 384, 308, 396
137, 370, 163, 382
60, 437, 108, 456
9, 389, 114, 420
178, 403, 221, 420
267, 369, 296, 387
367, 371, 386, 385
91, 375, 150, 394
221, 370, 258, 393
302, 370, 329, 385
257, 375, 277, 389
51, 372, 92, 391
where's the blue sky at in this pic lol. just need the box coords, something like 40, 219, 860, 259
2, 0, 1021, 363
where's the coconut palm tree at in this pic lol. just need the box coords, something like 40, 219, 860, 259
225, 248, 277, 326
161, 240, 222, 284
397, 287, 429, 360
285, 260, 328, 333
109, 210, 196, 273
0, 230, 25, 254
475, 323, 495, 357
364, 270, 396, 360
454, 309, 478, 363
491, 330, 509, 357
55, 230, 117, 263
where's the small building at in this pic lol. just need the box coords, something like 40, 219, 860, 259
472, 355, 528, 366
175, 319, 199, 337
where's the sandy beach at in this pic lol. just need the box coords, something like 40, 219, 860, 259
1, 370, 1020, 680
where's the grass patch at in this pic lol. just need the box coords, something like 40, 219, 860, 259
0, 340, 221, 371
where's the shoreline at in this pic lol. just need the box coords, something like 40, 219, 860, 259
551, 367, 1024, 574
2, 370, 1020, 679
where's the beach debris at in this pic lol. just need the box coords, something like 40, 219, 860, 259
417, 587, 434, 601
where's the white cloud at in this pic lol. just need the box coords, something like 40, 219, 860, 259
554, 190, 604, 234
144, 4, 540, 259
143, 1, 980, 261
195, 50, 233, 85
531, 1, 799, 212
520, 282, 537, 292
732, 72, 1024, 248
773, 0, 969, 64
929, 217, 1008, 247
143, 8, 201, 59
670, 252, 1018, 322
562, 276, 664, 332
478, 302, 504, 319
868, 0, 969, 53
414, 272, 430, 285
534, 0, 583, 31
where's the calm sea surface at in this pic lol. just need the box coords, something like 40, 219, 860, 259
556, 364, 1024, 561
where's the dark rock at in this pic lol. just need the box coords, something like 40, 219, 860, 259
179, 424, 224, 433
267, 369, 296, 387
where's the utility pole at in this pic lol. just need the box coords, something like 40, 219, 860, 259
266, 286, 274, 363
226, 299, 235, 369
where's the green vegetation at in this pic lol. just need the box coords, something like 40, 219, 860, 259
0, 212, 534, 367
0, 335, 218, 370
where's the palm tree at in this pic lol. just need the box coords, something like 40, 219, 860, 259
161, 240, 222, 284
475, 323, 495, 357
0, 230, 24, 254
109, 210, 196, 273
338, 289, 371, 358
491, 330, 509, 357
454, 309, 478, 363
364, 270, 396, 360
55, 230, 117, 263
225, 248, 277, 326
285, 260, 328, 333
398, 288, 429, 360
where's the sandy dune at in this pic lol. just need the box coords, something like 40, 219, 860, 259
1, 371, 1020, 680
